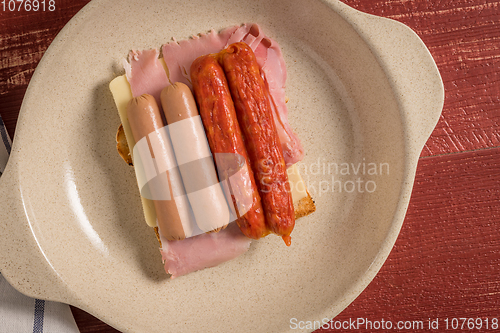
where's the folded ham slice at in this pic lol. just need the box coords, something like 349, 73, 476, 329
123, 23, 303, 278
158, 222, 251, 279
123, 49, 169, 108
161, 23, 304, 165
161, 25, 238, 89
236, 24, 304, 166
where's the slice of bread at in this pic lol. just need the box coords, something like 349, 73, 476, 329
116, 124, 133, 166
293, 192, 316, 220
115, 125, 315, 221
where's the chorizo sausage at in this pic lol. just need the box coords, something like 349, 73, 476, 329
219, 42, 295, 246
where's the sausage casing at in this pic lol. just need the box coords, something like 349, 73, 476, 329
190, 54, 268, 239
219, 42, 295, 246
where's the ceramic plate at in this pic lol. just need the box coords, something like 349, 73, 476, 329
0, 0, 443, 332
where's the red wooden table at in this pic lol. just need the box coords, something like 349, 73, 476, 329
1, 1, 499, 332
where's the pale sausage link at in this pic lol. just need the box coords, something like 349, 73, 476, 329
127, 94, 187, 240
161, 82, 231, 233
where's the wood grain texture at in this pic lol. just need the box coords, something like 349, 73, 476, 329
71, 307, 120, 333
0, 0, 92, 139
342, 0, 500, 156
0, 0, 499, 332
323, 147, 500, 331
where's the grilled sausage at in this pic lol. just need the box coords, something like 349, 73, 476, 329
219, 42, 295, 246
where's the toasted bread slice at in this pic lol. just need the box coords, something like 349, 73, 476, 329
116, 124, 133, 165
294, 192, 316, 219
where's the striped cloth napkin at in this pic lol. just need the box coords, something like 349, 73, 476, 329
0, 115, 10, 177
0, 115, 80, 332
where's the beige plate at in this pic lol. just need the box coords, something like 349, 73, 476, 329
0, 0, 443, 332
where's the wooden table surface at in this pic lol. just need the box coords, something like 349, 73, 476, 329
1, 0, 499, 332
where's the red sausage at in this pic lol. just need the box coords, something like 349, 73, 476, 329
219, 42, 295, 246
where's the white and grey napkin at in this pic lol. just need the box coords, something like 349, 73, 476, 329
0, 114, 80, 332
0, 115, 10, 176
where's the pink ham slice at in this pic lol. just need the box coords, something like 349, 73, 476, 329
161, 23, 304, 165
161, 25, 238, 89
123, 49, 170, 107
158, 222, 251, 279
239, 24, 304, 165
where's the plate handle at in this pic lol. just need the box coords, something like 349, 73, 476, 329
329, 0, 444, 160
0, 159, 76, 305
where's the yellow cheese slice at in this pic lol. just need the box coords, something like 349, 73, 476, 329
109, 75, 158, 227
287, 163, 308, 204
